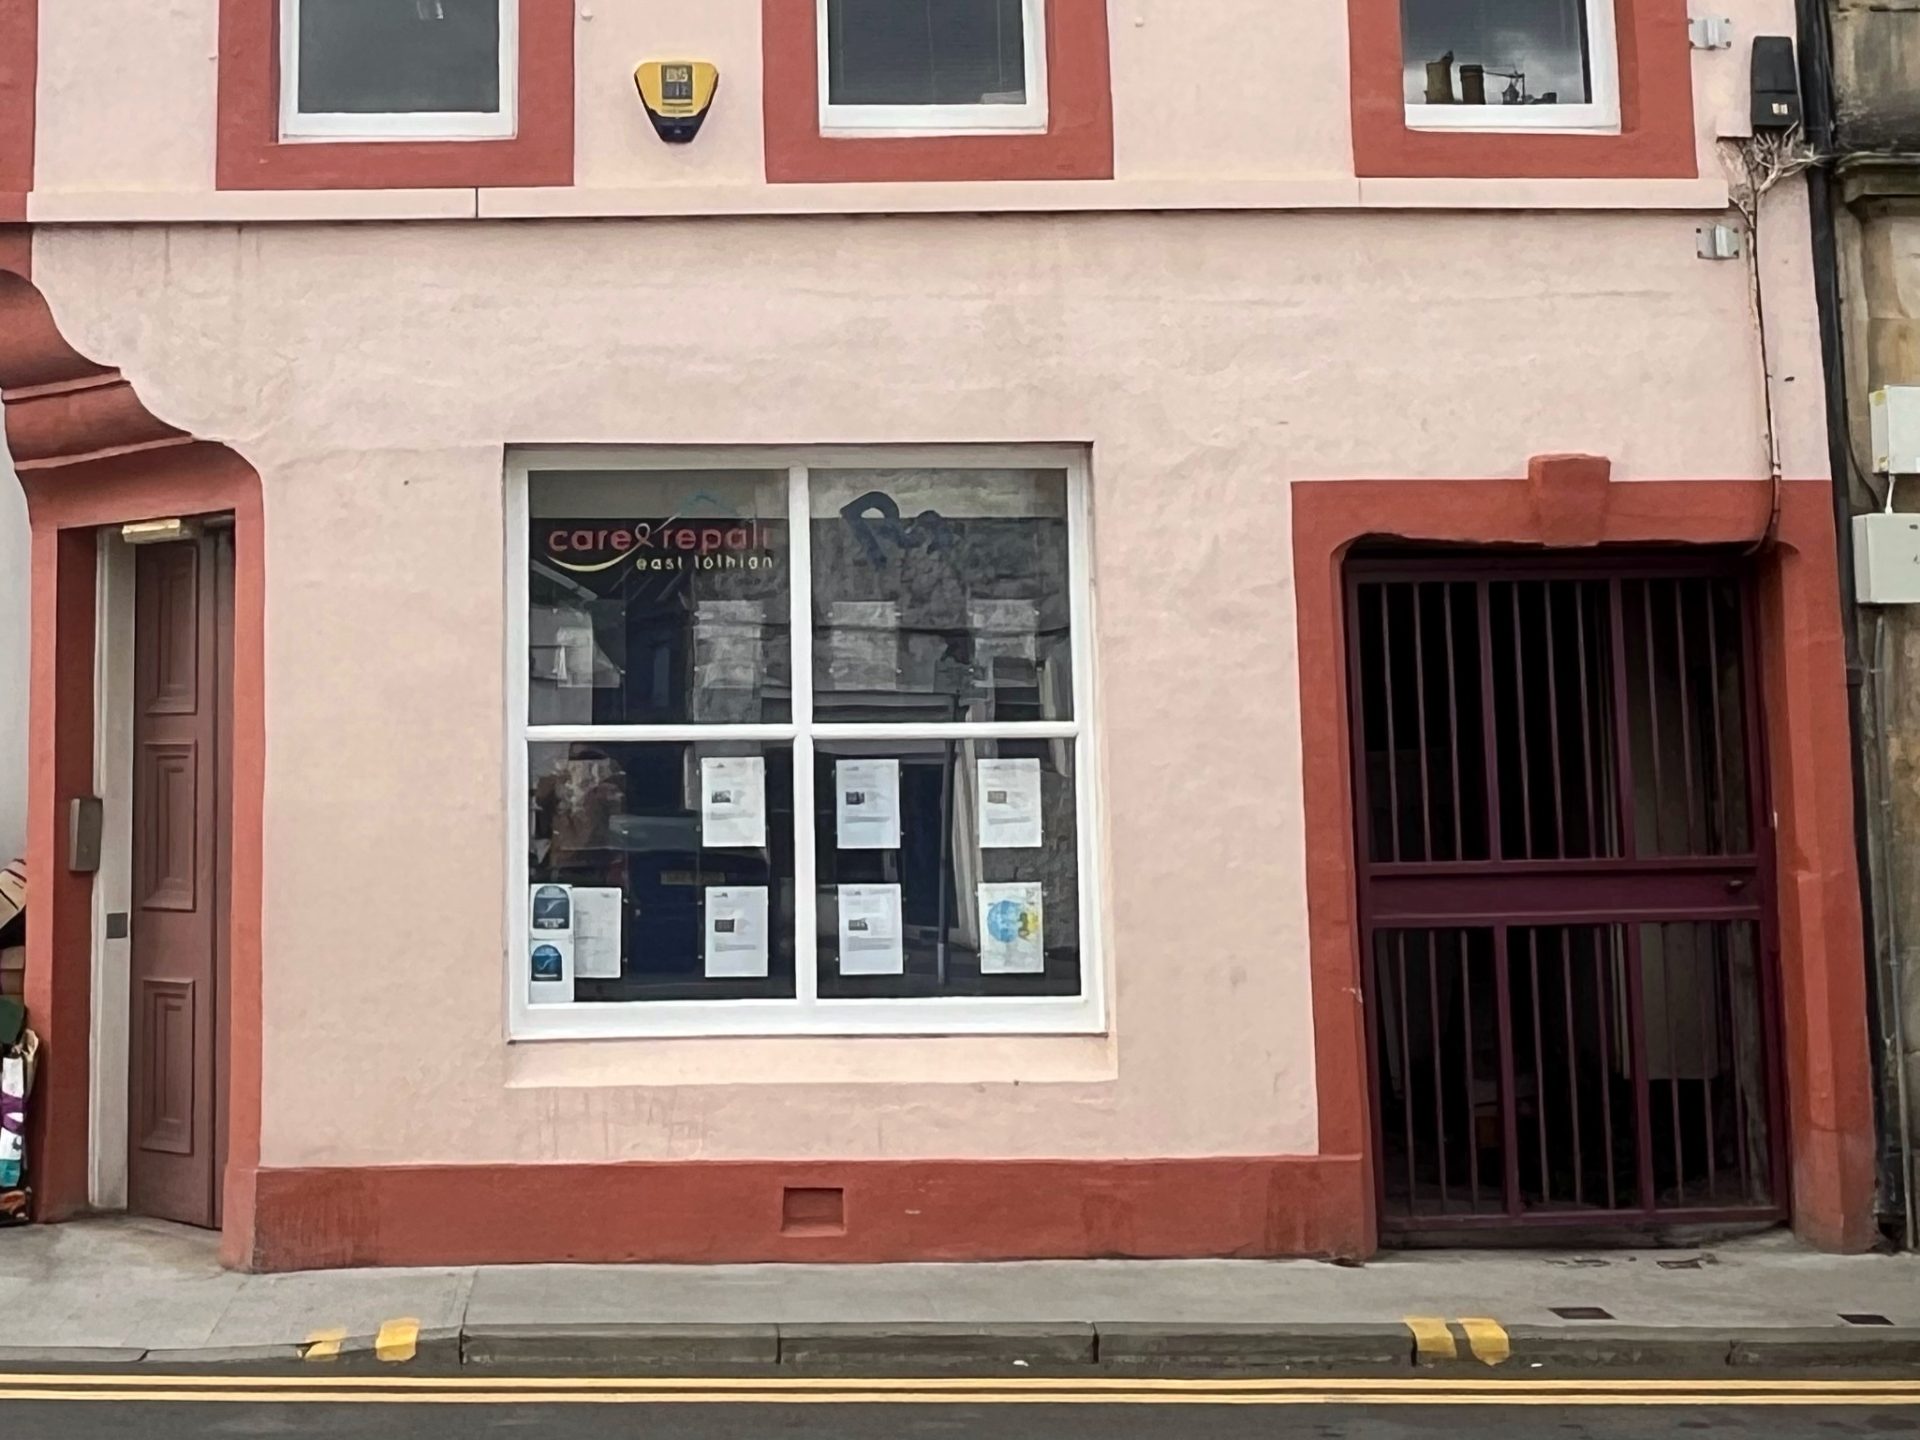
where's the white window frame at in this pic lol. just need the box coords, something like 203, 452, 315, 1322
279, 0, 517, 142
1403, 0, 1620, 133
504, 446, 1105, 1041
817, 0, 1050, 137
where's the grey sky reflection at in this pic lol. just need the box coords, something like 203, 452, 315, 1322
1401, 0, 1592, 105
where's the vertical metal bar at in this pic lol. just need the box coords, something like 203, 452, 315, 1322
1443, 585, 1466, 861
1412, 584, 1434, 861
1529, 928, 1550, 1205
1380, 586, 1402, 863
1624, 921, 1657, 1214
1494, 926, 1523, 1217
1594, 932, 1619, 1210
1672, 580, 1701, 855
1703, 579, 1731, 853
1428, 929, 1450, 1210
1509, 584, 1535, 859
1662, 922, 1686, 1207
1461, 931, 1481, 1210
1640, 580, 1667, 855
1574, 582, 1604, 857
1544, 582, 1568, 858
1477, 582, 1505, 860
1561, 927, 1585, 1207
1701, 920, 1719, 1201
1397, 933, 1418, 1215
1723, 920, 1753, 1201
1607, 580, 1640, 861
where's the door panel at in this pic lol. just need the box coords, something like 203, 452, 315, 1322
127, 533, 228, 1229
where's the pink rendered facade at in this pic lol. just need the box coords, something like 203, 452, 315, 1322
0, 0, 1880, 1267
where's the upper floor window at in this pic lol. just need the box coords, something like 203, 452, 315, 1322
1401, 0, 1619, 132
820, 0, 1049, 135
281, 0, 516, 141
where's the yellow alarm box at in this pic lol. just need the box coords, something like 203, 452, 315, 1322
635, 61, 719, 144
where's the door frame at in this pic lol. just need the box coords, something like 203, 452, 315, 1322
1291, 463, 1877, 1254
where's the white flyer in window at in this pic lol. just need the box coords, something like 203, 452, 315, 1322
701, 756, 767, 849
704, 886, 770, 979
838, 883, 904, 976
571, 886, 624, 980
836, 758, 901, 851
978, 882, 1045, 975
528, 934, 575, 1004
977, 757, 1043, 849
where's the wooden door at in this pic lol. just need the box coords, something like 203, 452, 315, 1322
127, 530, 231, 1228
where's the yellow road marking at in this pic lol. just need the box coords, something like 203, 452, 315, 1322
1459, 1317, 1510, 1367
1403, 1316, 1457, 1361
374, 1318, 419, 1364
302, 1328, 346, 1362
7, 1373, 1920, 1393
4, 1389, 1920, 1408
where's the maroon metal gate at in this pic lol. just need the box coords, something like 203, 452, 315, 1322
1347, 552, 1786, 1237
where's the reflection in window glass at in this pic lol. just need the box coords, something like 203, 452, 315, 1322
810, 469, 1072, 723
815, 738, 1080, 998
1400, 0, 1593, 107
297, 0, 503, 115
527, 741, 797, 1002
529, 470, 791, 726
826, 0, 1029, 107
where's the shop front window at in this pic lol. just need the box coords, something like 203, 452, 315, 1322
513, 451, 1097, 1038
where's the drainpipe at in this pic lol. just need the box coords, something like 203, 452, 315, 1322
1794, 0, 1914, 1240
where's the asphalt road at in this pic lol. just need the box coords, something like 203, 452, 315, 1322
9, 1376, 1920, 1439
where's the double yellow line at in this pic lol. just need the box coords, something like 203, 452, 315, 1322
6, 1376, 1920, 1407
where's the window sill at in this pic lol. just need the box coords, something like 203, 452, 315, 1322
503, 1031, 1118, 1089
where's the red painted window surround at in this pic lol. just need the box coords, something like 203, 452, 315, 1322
1348, 0, 1696, 179
0, 0, 36, 217
762, 0, 1113, 184
216, 0, 574, 190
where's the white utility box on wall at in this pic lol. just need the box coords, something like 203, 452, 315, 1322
1856, 512, 1920, 604
1871, 386, 1920, 475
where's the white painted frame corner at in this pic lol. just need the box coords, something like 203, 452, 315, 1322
503, 444, 1105, 1041
278, 0, 518, 142
817, 0, 1050, 137
1403, 0, 1622, 134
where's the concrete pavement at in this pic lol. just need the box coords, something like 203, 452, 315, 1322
6, 1218, 1920, 1372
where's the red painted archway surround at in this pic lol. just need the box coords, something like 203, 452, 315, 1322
0, 228, 267, 1267
1292, 460, 1877, 1252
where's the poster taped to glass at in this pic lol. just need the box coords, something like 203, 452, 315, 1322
701, 756, 767, 848
838, 883, 904, 975
977, 757, 1042, 849
836, 758, 901, 850
979, 882, 1044, 975
704, 886, 770, 978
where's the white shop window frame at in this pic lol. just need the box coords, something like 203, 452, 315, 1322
817, 0, 1050, 137
504, 446, 1105, 1041
279, 0, 517, 141
1403, 0, 1621, 133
